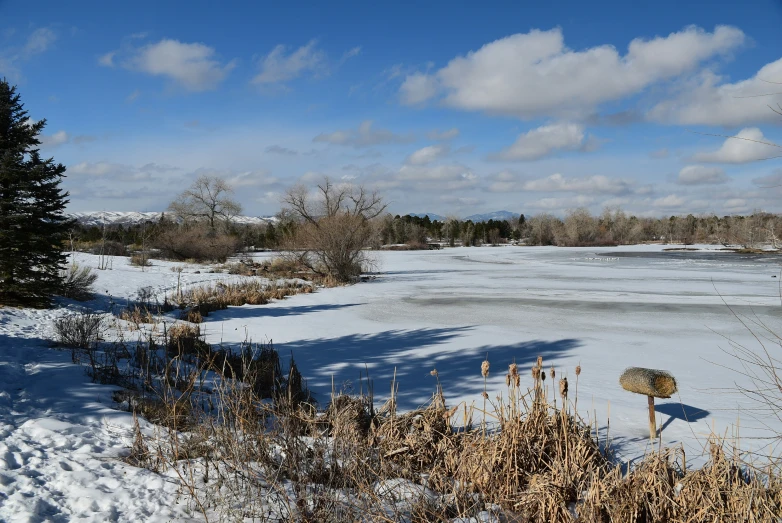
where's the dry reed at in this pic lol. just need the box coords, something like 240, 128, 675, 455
120, 349, 781, 523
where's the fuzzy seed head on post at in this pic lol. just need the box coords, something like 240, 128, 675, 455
481, 391, 489, 399
514, 374, 520, 388
509, 363, 518, 378
549, 366, 555, 380
536, 356, 543, 368
430, 368, 438, 378
559, 377, 568, 398
505, 374, 511, 386
575, 364, 581, 376
481, 360, 490, 378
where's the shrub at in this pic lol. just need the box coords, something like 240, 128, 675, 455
155, 226, 240, 262
53, 312, 106, 349
224, 262, 254, 275
130, 253, 151, 267
87, 240, 128, 256
282, 178, 386, 283
59, 263, 98, 301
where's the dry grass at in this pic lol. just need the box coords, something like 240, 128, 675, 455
118, 305, 157, 328
130, 253, 152, 267
118, 351, 782, 522
172, 279, 314, 319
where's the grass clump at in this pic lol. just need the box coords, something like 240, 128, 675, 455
172, 280, 314, 319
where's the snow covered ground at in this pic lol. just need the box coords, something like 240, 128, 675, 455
1, 244, 781, 521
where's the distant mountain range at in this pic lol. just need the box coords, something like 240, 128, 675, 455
407, 211, 520, 223
463, 211, 520, 222
69, 211, 277, 227
69, 210, 519, 227
407, 212, 446, 221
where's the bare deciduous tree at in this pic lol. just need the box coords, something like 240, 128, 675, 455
281, 178, 387, 282
168, 175, 242, 230
559, 207, 597, 246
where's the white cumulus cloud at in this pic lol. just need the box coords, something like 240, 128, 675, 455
648, 58, 782, 126
400, 25, 744, 119
126, 39, 236, 91
489, 123, 591, 161
691, 128, 778, 164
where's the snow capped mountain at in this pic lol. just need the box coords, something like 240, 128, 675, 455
462, 211, 520, 222
68, 211, 278, 227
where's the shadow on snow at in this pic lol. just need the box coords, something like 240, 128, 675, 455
270, 327, 581, 411
656, 402, 711, 433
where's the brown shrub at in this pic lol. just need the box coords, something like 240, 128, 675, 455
155, 226, 240, 262
80, 240, 128, 256
130, 253, 151, 267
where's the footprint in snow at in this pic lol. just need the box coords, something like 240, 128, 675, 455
0, 450, 20, 470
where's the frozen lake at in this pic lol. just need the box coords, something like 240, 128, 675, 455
205, 244, 782, 466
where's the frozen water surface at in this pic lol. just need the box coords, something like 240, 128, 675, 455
228, 245, 782, 466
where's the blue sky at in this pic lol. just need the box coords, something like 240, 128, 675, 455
2, 0, 782, 217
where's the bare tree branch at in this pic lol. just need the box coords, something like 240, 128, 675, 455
168, 175, 242, 229
686, 130, 782, 150
280, 176, 386, 281
733, 91, 782, 99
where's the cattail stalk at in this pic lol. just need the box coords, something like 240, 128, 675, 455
575, 363, 581, 414
481, 357, 490, 436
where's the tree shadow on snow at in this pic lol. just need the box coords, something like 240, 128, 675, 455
0, 333, 134, 428
208, 302, 361, 320
270, 327, 581, 410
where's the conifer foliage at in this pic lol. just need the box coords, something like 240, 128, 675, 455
0, 79, 71, 307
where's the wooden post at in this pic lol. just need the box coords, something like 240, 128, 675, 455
648, 395, 656, 440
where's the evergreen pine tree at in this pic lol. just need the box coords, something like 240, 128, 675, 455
0, 79, 72, 307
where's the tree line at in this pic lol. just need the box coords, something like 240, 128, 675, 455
370, 209, 782, 249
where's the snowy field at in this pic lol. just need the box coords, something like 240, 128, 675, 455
1, 244, 781, 521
